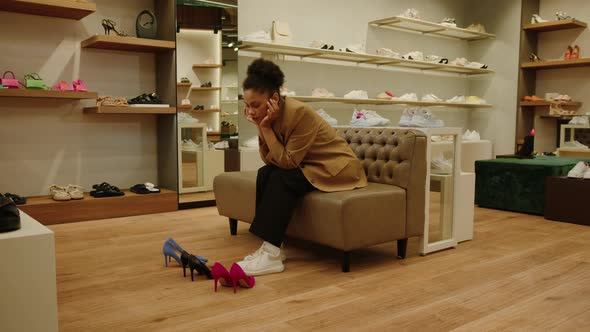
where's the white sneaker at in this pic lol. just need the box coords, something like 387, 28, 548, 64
531, 14, 548, 23
404, 51, 424, 61
344, 90, 369, 99
431, 154, 453, 174
242, 30, 270, 42
242, 136, 259, 148
237, 242, 284, 276
553, 94, 572, 102
446, 95, 466, 103
466, 61, 486, 68
316, 108, 338, 125
280, 87, 296, 97
400, 8, 420, 19
311, 87, 335, 98
376, 48, 400, 58
569, 116, 589, 126
399, 108, 417, 127
462, 129, 481, 141
244, 242, 286, 262
182, 139, 201, 152
394, 93, 418, 101
340, 43, 365, 54
421, 94, 442, 102
425, 54, 442, 63
350, 109, 388, 127
214, 141, 229, 149
568, 161, 589, 178
450, 58, 468, 66
411, 108, 444, 128
177, 112, 199, 124
440, 17, 457, 27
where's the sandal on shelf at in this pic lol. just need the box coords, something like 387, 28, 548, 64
101, 18, 127, 36
128, 93, 162, 105
180, 77, 191, 83
571, 45, 580, 60
529, 53, 541, 62
53, 80, 73, 91
3, 193, 26, 205
564, 46, 573, 60
97, 96, 129, 106
49, 185, 70, 201
72, 79, 88, 92
66, 184, 84, 200
200, 82, 212, 88
130, 184, 151, 194
144, 182, 161, 193
91, 182, 125, 198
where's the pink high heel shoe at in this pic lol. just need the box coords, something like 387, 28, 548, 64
72, 79, 88, 92
53, 80, 73, 91
230, 263, 255, 293
210, 262, 233, 292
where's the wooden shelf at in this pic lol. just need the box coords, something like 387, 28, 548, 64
293, 96, 492, 108
177, 105, 193, 110
207, 131, 221, 136
523, 19, 587, 32
540, 115, 574, 120
0, 0, 96, 20
521, 58, 590, 70
191, 109, 220, 113
368, 16, 495, 40
83, 106, 176, 114
192, 64, 223, 69
191, 87, 221, 91
520, 101, 582, 107
81, 35, 175, 53
239, 41, 494, 75
0, 89, 97, 99
19, 189, 177, 225
177, 82, 192, 87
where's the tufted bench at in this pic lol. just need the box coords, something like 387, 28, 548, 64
213, 127, 427, 272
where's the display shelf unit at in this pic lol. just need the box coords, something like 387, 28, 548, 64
83, 106, 176, 114
207, 131, 221, 135
520, 100, 582, 107
293, 96, 492, 108
239, 41, 494, 75
177, 82, 192, 87
81, 35, 176, 53
191, 109, 221, 113
540, 115, 574, 120
191, 87, 221, 91
0, 89, 97, 99
192, 64, 223, 68
521, 58, 590, 70
522, 19, 587, 32
19, 189, 178, 225
368, 16, 496, 40
0, 0, 96, 20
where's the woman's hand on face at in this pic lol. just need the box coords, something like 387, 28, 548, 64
244, 107, 261, 126
259, 98, 279, 129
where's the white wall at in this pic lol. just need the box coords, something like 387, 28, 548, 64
535, 0, 590, 151
237, 0, 522, 154
0, 0, 163, 197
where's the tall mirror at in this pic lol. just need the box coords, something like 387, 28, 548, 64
175, 0, 238, 207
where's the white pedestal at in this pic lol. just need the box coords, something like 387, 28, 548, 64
0, 211, 58, 332
240, 147, 265, 171
204, 149, 225, 190
431, 140, 493, 172
456, 172, 475, 242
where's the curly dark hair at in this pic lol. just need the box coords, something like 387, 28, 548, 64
242, 58, 285, 95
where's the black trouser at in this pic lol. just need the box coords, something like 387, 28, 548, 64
249, 164, 315, 247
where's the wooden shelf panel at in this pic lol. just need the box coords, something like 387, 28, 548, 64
83, 106, 176, 114
192, 64, 223, 68
81, 35, 175, 53
369, 16, 495, 40
239, 41, 494, 75
523, 19, 587, 32
191, 109, 220, 113
177, 82, 192, 87
0, 0, 96, 20
520, 101, 582, 107
540, 115, 574, 120
191, 87, 221, 91
521, 58, 590, 70
19, 189, 177, 225
207, 131, 221, 136
293, 96, 492, 108
0, 89, 97, 99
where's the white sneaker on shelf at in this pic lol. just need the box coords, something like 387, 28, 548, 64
425, 54, 442, 63
569, 116, 589, 126
178, 112, 199, 124
394, 93, 418, 101
214, 141, 229, 149
237, 242, 284, 276
242, 30, 270, 42
280, 87, 296, 97
411, 108, 445, 128
564, 140, 589, 149
375, 91, 394, 100
404, 51, 424, 61
466, 61, 487, 69
376, 48, 400, 58
462, 129, 481, 141
399, 108, 417, 127
344, 90, 369, 99
350, 109, 389, 127
446, 95, 466, 103
242, 136, 259, 148
431, 154, 453, 174
440, 17, 457, 27
400, 8, 420, 19
421, 94, 443, 102
531, 14, 548, 23
244, 242, 286, 262
568, 161, 588, 178
450, 57, 468, 66
553, 94, 572, 102
316, 108, 338, 125
182, 139, 201, 152
311, 87, 335, 98
466, 96, 487, 104
466, 23, 487, 33
340, 43, 365, 54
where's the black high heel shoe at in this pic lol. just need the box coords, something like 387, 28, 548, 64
188, 255, 212, 281
102, 19, 128, 37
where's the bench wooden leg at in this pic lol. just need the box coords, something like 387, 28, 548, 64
342, 251, 350, 273
397, 238, 408, 259
229, 218, 237, 235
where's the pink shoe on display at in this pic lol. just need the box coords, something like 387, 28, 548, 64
72, 79, 88, 92
230, 263, 255, 293
53, 80, 73, 91
210, 262, 233, 292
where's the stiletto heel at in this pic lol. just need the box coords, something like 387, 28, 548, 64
230, 263, 255, 293
162, 242, 181, 266
210, 262, 232, 292
101, 19, 128, 37
167, 238, 208, 264
187, 255, 212, 282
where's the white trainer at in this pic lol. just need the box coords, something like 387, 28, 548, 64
244, 242, 286, 262
411, 108, 444, 128
238, 242, 285, 276
311, 87, 335, 98
568, 161, 588, 178
446, 95, 466, 103
350, 109, 389, 127
450, 57, 468, 66
178, 112, 199, 124
422, 94, 442, 102
431, 154, 453, 174
316, 108, 338, 125
564, 140, 589, 149
404, 51, 424, 61
399, 108, 416, 127
344, 90, 369, 99
394, 93, 418, 101
242, 136, 259, 148
376, 48, 400, 58
531, 14, 548, 24
400, 8, 420, 19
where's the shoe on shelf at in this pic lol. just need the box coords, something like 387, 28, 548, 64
446, 95, 466, 103
529, 53, 541, 62
241, 30, 270, 42
531, 14, 548, 24
466, 96, 487, 104
431, 135, 442, 142
569, 116, 589, 126
450, 57, 468, 66
564, 140, 589, 149
214, 141, 229, 149
49, 185, 70, 201
376, 48, 401, 58
425, 54, 442, 63
440, 17, 457, 27
315, 108, 338, 126
567, 161, 588, 178
375, 91, 394, 100
411, 108, 445, 128
552, 94, 572, 102
72, 79, 87, 92
66, 184, 84, 200
421, 94, 442, 102
462, 129, 481, 141
280, 87, 296, 97
431, 154, 453, 174
571, 45, 580, 60
237, 242, 285, 276
180, 77, 190, 83
398, 108, 417, 127
399, 8, 420, 19
178, 112, 199, 124
91, 182, 124, 198
466, 61, 487, 69
310, 40, 334, 50
182, 139, 201, 152
350, 109, 389, 127
343, 90, 369, 99
3, 193, 26, 205
311, 87, 334, 98
466, 23, 487, 33
339, 43, 365, 53
564, 45, 573, 60
556, 11, 573, 20
523, 95, 544, 102
403, 51, 424, 61
394, 93, 418, 101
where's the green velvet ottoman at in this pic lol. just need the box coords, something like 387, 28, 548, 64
475, 157, 590, 215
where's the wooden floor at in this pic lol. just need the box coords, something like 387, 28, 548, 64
49, 206, 590, 331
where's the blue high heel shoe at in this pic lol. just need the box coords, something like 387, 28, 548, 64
162, 242, 181, 267
167, 238, 208, 264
